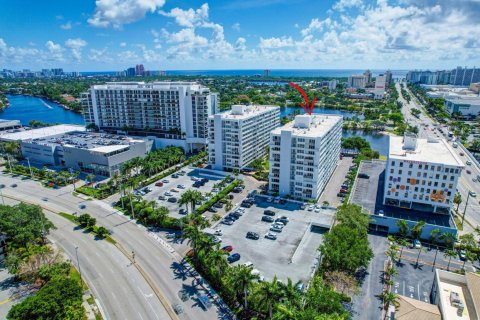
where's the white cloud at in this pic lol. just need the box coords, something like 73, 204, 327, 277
259, 36, 294, 49
45, 41, 64, 61
159, 3, 209, 28
117, 50, 139, 62
65, 38, 87, 61
332, 0, 364, 11
60, 21, 72, 30
88, 0, 165, 28
232, 23, 241, 31
120, 42, 127, 47
88, 48, 112, 62
235, 37, 246, 51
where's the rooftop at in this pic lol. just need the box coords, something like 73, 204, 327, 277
389, 135, 464, 167
0, 124, 85, 141
350, 160, 456, 227
436, 270, 479, 320
91, 81, 206, 91
271, 114, 342, 138
214, 105, 279, 120
444, 96, 480, 105
395, 295, 441, 320
26, 131, 144, 154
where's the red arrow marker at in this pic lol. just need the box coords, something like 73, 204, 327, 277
288, 82, 317, 115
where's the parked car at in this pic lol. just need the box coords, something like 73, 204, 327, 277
337, 193, 347, 198
460, 152, 465, 156
262, 216, 274, 222
458, 250, 466, 261
79, 204, 86, 209
179, 209, 187, 215
246, 232, 259, 240
358, 173, 370, 179
307, 205, 314, 211
166, 233, 176, 239
469, 191, 477, 197
265, 232, 277, 240
264, 210, 276, 216
279, 199, 287, 205
270, 226, 283, 233
193, 182, 202, 188
231, 212, 242, 219
171, 188, 179, 193
171, 174, 179, 178
158, 195, 166, 200
168, 197, 177, 203
339, 188, 348, 193
201, 178, 209, 183
221, 219, 234, 225
243, 261, 253, 268
155, 182, 164, 187
241, 202, 252, 208
164, 191, 173, 197
222, 245, 233, 252
162, 179, 169, 183
301, 203, 307, 209
227, 253, 240, 263
212, 188, 220, 193
276, 217, 289, 224
411, 239, 422, 249
466, 170, 472, 174
214, 202, 224, 208
227, 194, 234, 200
214, 229, 223, 236
227, 214, 239, 221
273, 197, 281, 204
208, 207, 218, 213
466, 160, 472, 165
177, 184, 186, 189
266, 197, 273, 203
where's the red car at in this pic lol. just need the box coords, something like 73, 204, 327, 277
155, 182, 164, 187
222, 245, 233, 253
339, 189, 348, 194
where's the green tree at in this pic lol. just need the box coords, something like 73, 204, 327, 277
411, 221, 426, 240
453, 193, 462, 212
255, 276, 285, 319
395, 219, 409, 238
439, 232, 457, 249
7, 277, 85, 320
443, 249, 456, 270
226, 265, 259, 310
380, 290, 400, 312
95, 226, 110, 238
0, 203, 54, 248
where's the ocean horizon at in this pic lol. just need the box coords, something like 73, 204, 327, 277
81, 69, 408, 78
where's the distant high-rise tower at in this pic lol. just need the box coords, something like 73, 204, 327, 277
135, 64, 145, 76
263, 69, 270, 77
385, 70, 392, 86
364, 69, 372, 85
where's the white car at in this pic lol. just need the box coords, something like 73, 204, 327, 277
265, 232, 277, 240
214, 229, 223, 236
243, 261, 253, 268
301, 203, 307, 209
237, 207, 246, 213
213, 237, 222, 244
164, 191, 173, 197
177, 184, 186, 189
271, 222, 284, 229
162, 179, 169, 183
274, 197, 281, 204
314, 207, 321, 213
191, 177, 199, 181
266, 197, 273, 203
466, 161, 472, 165
307, 205, 314, 211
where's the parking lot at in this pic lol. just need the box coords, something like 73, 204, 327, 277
215, 196, 335, 284
319, 156, 354, 207
141, 167, 227, 219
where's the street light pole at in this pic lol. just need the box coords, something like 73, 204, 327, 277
0, 184, 5, 205
26, 157, 34, 179
462, 191, 476, 228
75, 246, 83, 282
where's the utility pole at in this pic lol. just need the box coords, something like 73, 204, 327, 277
75, 246, 82, 282
462, 191, 476, 228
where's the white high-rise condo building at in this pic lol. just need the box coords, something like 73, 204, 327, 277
208, 105, 280, 170
348, 75, 367, 89
383, 134, 464, 214
374, 74, 387, 99
269, 114, 342, 200
82, 82, 218, 152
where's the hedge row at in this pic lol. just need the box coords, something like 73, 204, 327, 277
195, 180, 240, 215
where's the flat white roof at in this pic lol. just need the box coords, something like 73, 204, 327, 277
271, 114, 342, 138
86, 145, 130, 154
445, 96, 480, 105
214, 105, 279, 120
0, 124, 85, 141
389, 136, 464, 167
92, 81, 204, 91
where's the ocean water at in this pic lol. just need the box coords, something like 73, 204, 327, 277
82, 69, 408, 79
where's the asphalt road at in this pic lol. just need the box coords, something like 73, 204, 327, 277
397, 82, 480, 234
2, 196, 170, 320
1, 173, 232, 320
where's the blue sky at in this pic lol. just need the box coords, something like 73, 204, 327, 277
1, 0, 479, 71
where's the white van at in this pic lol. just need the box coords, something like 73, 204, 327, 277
453, 142, 458, 148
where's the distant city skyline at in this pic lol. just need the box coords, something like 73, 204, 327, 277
1, 0, 479, 71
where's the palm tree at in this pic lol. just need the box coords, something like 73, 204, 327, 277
444, 249, 456, 270
386, 244, 399, 263
381, 290, 400, 313
227, 265, 259, 310
411, 220, 426, 240
69, 171, 80, 190
183, 223, 203, 257
179, 191, 191, 214
86, 173, 96, 184
396, 238, 408, 262
453, 193, 462, 212
256, 276, 285, 319
225, 199, 234, 213
439, 231, 457, 249
429, 228, 440, 248
207, 245, 228, 276
385, 266, 398, 282
395, 219, 409, 238
280, 278, 302, 308
189, 190, 203, 213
